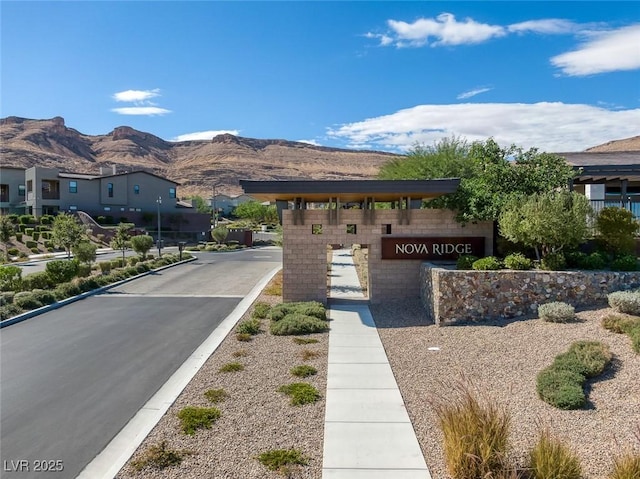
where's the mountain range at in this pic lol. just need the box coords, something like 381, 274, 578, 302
1, 116, 638, 199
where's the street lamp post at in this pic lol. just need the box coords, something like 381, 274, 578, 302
157, 196, 162, 257
212, 185, 217, 228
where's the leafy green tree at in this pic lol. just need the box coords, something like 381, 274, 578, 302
0, 215, 15, 258
499, 191, 593, 261
188, 195, 212, 214
110, 223, 134, 263
595, 207, 639, 255
379, 136, 474, 180
211, 225, 229, 244
72, 241, 98, 264
51, 213, 88, 259
234, 201, 278, 226
130, 235, 154, 259
0, 265, 22, 291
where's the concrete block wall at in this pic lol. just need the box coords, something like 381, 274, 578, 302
282, 209, 493, 304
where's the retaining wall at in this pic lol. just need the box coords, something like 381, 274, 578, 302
421, 263, 640, 325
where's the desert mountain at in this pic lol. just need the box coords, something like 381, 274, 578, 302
0, 117, 399, 198
585, 135, 640, 153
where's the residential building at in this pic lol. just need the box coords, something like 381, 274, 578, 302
209, 193, 254, 216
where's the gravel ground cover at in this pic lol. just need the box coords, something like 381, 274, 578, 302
118, 269, 638, 478
371, 299, 640, 478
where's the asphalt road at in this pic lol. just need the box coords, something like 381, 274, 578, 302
0, 247, 282, 479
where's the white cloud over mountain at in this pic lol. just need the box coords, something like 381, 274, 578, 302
172, 130, 240, 142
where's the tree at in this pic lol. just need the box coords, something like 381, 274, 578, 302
0, 215, 15, 258
51, 213, 88, 259
130, 234, 154, 259
211, 225, 229, 244
72, 241, 97, 264
378, 136, 474, 180
595, 207, 639, 255
187, 195, 212, 214
110, 223, 134, 264
499, 191, 593, 261
234, 201, 278, 226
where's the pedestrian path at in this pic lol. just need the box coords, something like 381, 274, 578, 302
323, 249, 431, 479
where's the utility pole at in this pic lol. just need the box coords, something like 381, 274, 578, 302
212, 185, 217, 228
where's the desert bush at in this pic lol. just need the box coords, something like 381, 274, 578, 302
0, 265, 22, 291
39, 215, 54, 225
257, 449, 308, 472
540, 252, 566, 271
19, 215, 36, 225
7, 247, 19, 256
609, 291, 640, 315
25, 240, 37, 249
128, 257, 139, 266
15, 233, 22, 242
567, 341, 612, 377
269, 301, 326, 322
111, 258, 124, 269
300, 349, 319, 361
608, 452, 640, 479
7, 214, 19, 224
601, 314, 639, 334
252, 301, 271, 319
278, 382, 321, 406
32, 231, 40, 241
21, 271, 52, 290
611, 255, 639, 271
472, 256, 502, 271
177, 406, 221, 435
0, 304, 23, 320
72, 241, 97, 264
538, 302, 576, 323
0, 291, 15, 305
293, 337, 319, 345
75, 277, 100, 293
456, 255, 478, 270
536, 367, 586, 410
237, 319, 261, 335
24, 228, 34, 237
98, 261, 112, 274
270, 313, 329, 336
131, 440, 189, 472
433, 383, 511, 478
45, 259, 79, 283
30, 247, 39, 254
204, 388, 228, 403
54, 283, 81, 301
291, 365, 317, 378
136, 263, 150, 273
529, 429, 582, 479
219, 362, 244, 373
13, 292, 43, 310
503, 253, 532, 270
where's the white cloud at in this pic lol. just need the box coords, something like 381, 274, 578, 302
386, 13, 505, 47
111, 107, 171, 116
112, 89, 161, 102
297, 139, 321, 146
327, 102, 640, 152
508, 19, 577, 35
171, 130, 240, 142
457, 87, 492, 100
551, 24, 640, 75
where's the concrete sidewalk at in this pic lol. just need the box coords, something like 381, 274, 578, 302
323, 249, 431, 479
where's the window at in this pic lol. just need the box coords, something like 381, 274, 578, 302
133, 184, 140, 195
69, 205, 77, 211
69, 181, 78, 193
169, 187, 176, 199
104, 207, 111, 211
382, 224, 392, 234
0, 185, 8, 202
18, 185, 25, 196
107, 183, 113, 198
27, 180, 33, 193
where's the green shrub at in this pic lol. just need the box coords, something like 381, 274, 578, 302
40, 215, 54, 225
608, 291, 640, 315
456, 255, 478, 270
219, 362, 244, 373
72, 241, 97, 264
581, 252, 608, 270
128, 257, 139, 266
54, 283, 82, 301
131, 440, 189, 472
503, 253, 532, 270
608, 451, 640, 479
0, 291, 15, 305
7, 247, 19, 256
95, 275, 114, 287
252, 301, 271, 319
21, 271, 52, 290
43, 240, 53, 249
278, 382, 321, 406
596, 206, 639, 255
628, 326, 640, 354
269, 301, 326, 321
15, 233, 23, 242
25, 240, 37, 249
30, 247, 39, 254
237, 319, 261, 335
236, 333, 253, 342
46, 259, 79, 283
433, 383, 510, 478
567, 341, 612, 377
0, 304, 23, 320
41, 231, 51, 240
536, 367, 586, 410
32, 231, 40, 241
0, 265, 22, 291
13, 292, 43, 310
538, 302, 575, 323
98, 261, 112, 274
290, 365, 317, 378
270, 313, 329, 336
30, 289, 57, 306
136, 263, 150, 273
7, 214, 19, 224
293, 337, 319, 345
540, 252, 566, 271
564, 251, 587, 269
204, 388, 228, 403
257, 449, 308, 472
472, 256, 502, 271
601, 314, 639, 334
177, 406, 221, 435
76, 277, 100, 292
19, 215, 36, 225
111, 258, 124, 269
24, 228, 34, 237
611, 255, 639, 271
529, 429, 582, 479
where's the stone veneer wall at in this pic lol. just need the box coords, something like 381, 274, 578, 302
421, 263, 640, 325
282, 209, 493, 304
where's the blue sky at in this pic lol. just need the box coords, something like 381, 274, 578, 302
2, 1, 639, 153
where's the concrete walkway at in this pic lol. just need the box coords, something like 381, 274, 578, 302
323, 249, 431, 479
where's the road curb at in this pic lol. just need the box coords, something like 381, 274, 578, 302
0, 256, 197, 329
